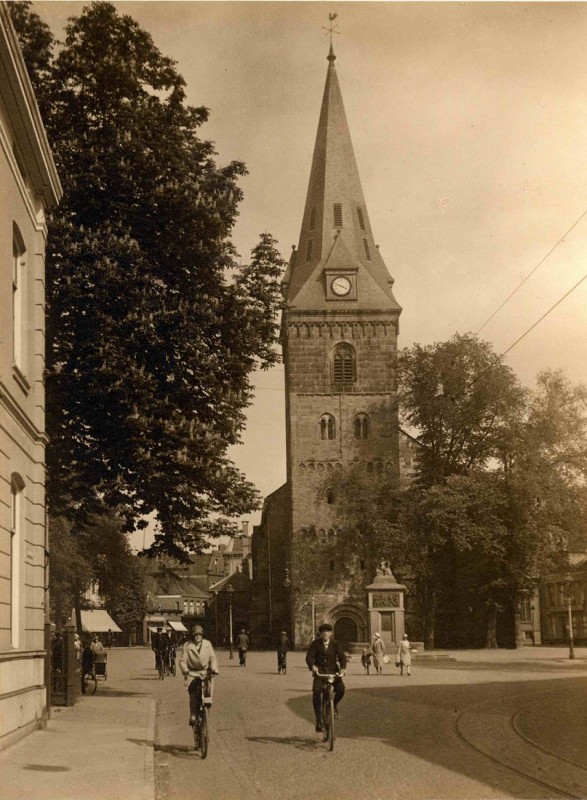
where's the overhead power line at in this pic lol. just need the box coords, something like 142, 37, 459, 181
463, 271, 587, 397
476, 207, 587, 334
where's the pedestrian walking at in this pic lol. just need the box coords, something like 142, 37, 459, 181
106, 628, 113, 649
397, 633, 412, 676
372, 632, 386, 675
276, 630, 290, 674
361, 646, 372, 675
73, 633, 81, 662
237, 629, 249, 667
81, 638, 94, 693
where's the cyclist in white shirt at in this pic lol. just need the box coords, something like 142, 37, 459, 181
179, 625, 219, 725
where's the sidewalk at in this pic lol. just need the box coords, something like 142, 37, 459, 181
0, 648, 155, 800
418, 645, 587, 664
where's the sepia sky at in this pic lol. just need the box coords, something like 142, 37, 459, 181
34, 2, 587, 543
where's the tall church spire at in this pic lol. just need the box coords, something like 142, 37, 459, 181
283, 46, 400, 314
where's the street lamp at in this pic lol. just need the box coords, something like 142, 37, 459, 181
212, 589, 219, 647
227, 584, 234, 660
563, 573, 576, 660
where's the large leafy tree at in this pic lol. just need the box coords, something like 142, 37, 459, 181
329, 336, 587, 648
398, 333, 526, 484
11, 3, 285, 559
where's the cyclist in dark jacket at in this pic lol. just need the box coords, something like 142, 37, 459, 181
305, 622, 346, 732
276, 631, 290, 674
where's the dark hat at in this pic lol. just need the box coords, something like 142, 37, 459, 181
191, 625, 204, 636
318, 623, 333, 632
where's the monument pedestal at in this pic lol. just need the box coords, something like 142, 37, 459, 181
366, 571, 407, 650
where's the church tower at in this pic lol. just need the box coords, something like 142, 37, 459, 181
279, 44, 402, 647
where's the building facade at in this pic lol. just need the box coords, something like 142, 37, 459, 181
539, 556, 587, 647
252, 46, 402, 649
0, 5, 62, 749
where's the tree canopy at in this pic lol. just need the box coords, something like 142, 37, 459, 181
328, 336, 587, 648
10, 2, 285, 558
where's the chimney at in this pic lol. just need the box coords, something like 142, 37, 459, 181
241, 520, 249, 536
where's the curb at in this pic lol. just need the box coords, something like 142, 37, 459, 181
143, 699, 157, 800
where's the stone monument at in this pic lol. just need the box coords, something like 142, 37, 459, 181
365, 561, 406, 649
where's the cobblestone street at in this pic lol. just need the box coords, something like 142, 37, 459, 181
147, 647, 587, 800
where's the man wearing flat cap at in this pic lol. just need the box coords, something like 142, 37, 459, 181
305, 622, 347, 732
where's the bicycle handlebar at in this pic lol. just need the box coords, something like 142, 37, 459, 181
186, 668, 217, 679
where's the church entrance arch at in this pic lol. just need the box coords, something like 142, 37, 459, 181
333, 617, 357, 649
328, 604, 367, 649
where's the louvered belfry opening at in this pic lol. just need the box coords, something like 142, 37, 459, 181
357, 206, 365, 230
333, 203, 343, 228
333, 344, 355, 384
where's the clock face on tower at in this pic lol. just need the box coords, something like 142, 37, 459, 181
331, 276, 352, 297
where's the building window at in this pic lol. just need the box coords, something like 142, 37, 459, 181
320, 414, 336, 440
332, 343, 356, 384
10, 474, 25, 649
329, 560, 335, 571
326, 488, 334, 504
354, 413, 370, 439
12, 225, 26, 372
333, 203, 343, 228
518, 596, 532, 622
183, 601, 188, 615
189, 601, 194, 615
357, 207, 366, 230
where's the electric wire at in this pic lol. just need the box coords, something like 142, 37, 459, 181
476, 207, 587, 334
457, 270, 587, 399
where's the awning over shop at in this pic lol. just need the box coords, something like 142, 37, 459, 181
168, 620, 188, 632
75, 609, 122, 633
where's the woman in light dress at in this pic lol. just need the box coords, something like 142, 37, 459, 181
397, 633, 411, 676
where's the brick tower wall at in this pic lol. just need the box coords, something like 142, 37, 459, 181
283, 313, 400, 646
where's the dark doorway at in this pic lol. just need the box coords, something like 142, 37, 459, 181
333, 617, 358, 649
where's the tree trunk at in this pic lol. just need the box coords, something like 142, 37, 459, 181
485, 605, 498, 648
73, 590, 83, 636
424, 587, 436, 650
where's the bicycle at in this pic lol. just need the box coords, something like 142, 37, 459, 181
167, 647, 176, 677
187, 669, 215, 759
277, 652, 287, 674
155, 650, 165, 680
315, 673, 340, 751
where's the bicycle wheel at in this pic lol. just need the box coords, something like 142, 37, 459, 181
171, 658, 176, 677
327, 695, 335, 751
157, 658, 164, 680
321, 693, 330, 742
200, 707, 209, 759
192, 717, 200, 750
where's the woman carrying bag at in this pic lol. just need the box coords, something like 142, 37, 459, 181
372, 632, 387, 675
397, 633, 411, 676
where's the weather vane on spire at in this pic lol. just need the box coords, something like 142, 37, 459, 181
322, 13, 340, 48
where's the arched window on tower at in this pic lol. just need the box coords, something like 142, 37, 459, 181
319, 414, 336, 441
332, 343, 355, 385
354, 413, 370, 439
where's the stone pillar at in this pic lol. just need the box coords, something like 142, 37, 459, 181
365, 565, 406, 650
